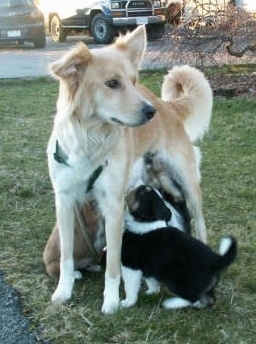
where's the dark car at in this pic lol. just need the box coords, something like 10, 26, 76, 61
0, 0, 46, 48
41, 0, 166, 44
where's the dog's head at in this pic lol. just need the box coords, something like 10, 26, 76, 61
126, 185, 172, 222
51, 26, 155, 127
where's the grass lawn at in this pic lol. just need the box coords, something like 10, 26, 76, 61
0, 68, 256, 343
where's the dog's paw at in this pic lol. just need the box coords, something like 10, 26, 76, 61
51, 259, 75, 304
101, 298, 119, 314
51, 287, 72, 304
145, 288, 160, 295
120, 299, 135, 308
101, 274, 120, 314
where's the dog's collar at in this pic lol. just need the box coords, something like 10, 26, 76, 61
53, 140, 69, 166
86, 164, 105, 193
53, 140, 107, 192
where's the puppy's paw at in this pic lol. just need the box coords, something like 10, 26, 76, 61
145, 278, 160, 294
192, 300, 206, 309
120, 298, 135, 308
74, 270, 82, 279
145, 285, 160, 295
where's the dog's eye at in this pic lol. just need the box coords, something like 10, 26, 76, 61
105, 79, 120, 89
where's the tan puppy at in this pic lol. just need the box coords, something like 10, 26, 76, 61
46, 25, 213, 313
43, 202, 105, 277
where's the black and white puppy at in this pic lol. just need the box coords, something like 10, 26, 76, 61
121, 185, 237, 309
126, 157, 192, 236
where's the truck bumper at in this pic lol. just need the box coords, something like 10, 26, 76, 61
112, 15, 165, 27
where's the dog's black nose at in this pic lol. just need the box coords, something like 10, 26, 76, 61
142, 104, 156, 120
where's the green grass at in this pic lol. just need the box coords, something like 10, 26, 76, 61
0, 72, 256, 343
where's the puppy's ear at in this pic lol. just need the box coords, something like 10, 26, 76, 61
50, 42, 93, 99
164, 208, 172, 222
115, 25, 147, 69
156, 203, 172, 222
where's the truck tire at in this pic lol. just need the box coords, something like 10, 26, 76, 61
33, 31, 46, 48
50, 15, 67, 42
91, 13, 116, 44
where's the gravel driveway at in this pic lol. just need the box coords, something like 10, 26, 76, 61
0, 273, 42, 344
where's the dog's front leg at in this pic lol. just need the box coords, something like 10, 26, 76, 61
51, 194, 76, 304
101, 203, 124, 314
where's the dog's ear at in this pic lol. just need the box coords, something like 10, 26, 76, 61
154, 200, 172, 222
115, 25, 147, 69
163, 207, 172, 222
50, 42, 93, 99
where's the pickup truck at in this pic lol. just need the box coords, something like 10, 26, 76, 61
40, 0, 166, 44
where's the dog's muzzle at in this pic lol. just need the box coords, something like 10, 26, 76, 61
110, 103, 156, 127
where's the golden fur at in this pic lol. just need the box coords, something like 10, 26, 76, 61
46, 25, 212, 313
43, 202, 104, 277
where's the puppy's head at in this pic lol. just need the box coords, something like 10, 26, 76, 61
51, 26, 155, 126
126, 185, 172, 222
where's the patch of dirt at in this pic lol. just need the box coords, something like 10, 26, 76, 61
209, 72, 256, 98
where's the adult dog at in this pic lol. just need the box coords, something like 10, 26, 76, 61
47, 25, 212, 313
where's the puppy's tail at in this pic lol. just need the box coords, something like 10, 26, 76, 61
214, 236, 237, 271
161, 65, 213, 142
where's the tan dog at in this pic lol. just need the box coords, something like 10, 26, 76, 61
46, 25, 212, 313
43, 202, 105, 277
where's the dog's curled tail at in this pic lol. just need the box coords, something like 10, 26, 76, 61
161, 65, 213, 142
215, 236, 237, 271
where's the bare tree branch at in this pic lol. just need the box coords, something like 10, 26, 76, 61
226, 40, 256, 57
169, 1, 256, 62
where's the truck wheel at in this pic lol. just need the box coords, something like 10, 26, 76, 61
33, 34, 46, 48
91, 13, 116, 44
50, 15, 67, 42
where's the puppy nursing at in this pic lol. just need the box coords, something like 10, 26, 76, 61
46, 25, 213, 313
121, 185, 237, 309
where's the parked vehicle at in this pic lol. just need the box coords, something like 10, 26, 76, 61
40, 0, 166, 44
0, 0, 46, 48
